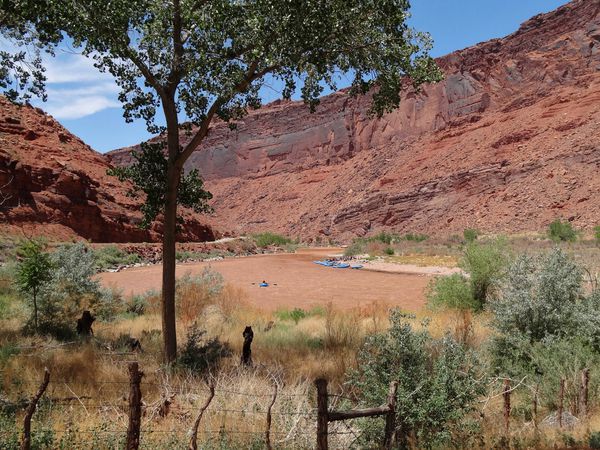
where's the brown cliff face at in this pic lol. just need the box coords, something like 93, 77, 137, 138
0, 97, 216, 242
107, 0, 600, 240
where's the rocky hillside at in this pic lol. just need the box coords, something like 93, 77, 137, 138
0, 97, 216, 242
110, 0, 600, 240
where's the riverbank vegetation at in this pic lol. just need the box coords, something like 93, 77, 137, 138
2, 234, 600, 448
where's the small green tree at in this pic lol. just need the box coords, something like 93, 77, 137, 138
461, 238, 510, 307
427, 238, 510, 312
15, 240, 52, 331
548, 219, 577, 242
463, 228, 479, 243
594, 225, 600, 244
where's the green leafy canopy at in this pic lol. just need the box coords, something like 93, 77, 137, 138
15, 239, 52, 295
9, 0, 442, 127
108, 141, 212, 228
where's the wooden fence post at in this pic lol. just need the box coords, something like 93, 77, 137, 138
558, 378, 565, 429
265, 382, 278, 450
315, 378, 329, 450
189, 383, 215, 450
382, 381, 399, 450
503, 379, 511, 435
580, 368, 590, 418
126, 362, 144, 450
21, 368, 50, 450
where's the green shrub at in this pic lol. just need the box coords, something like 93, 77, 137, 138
344, 239, 366, 257
347, 310, 484, 448
548, 219, 577, 242
594, 226, 600, 243
275, 307, 307, 324
488, 248, 600, 383
124, 293, 149, 317
426, 273, 477, 311
368, 232, 399, 245
403, 233, 428, 242
177, 268, 224, 298
529, 338, 600, 410
252, 232, 292, 248
93, 245, 140, 271
426, 239, 510, 312
460, 238, 510, 308
489, 248, 583, 343
178, 325, 232, 375
590, 431, 600, 449
384, 246, 394, 256
0, 263, 15, 296
0, 342, 19, 366
463, 228, 479, 243
21, 242, 125, 338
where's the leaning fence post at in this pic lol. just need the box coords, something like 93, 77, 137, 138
189, 382, 215, 450
382, 380, 399, 450
21, 368, 50, 450
315, 378, 329, 450
558, 378, 565, 429
265, 381, 278, 450
503, 379, 511, 435
580, 368, 590, 418
126, 362, 144, 450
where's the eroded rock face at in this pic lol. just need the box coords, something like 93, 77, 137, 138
0, 97, 216, 242
107, 0, 600, 239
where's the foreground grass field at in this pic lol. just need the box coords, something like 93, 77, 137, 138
2, 234, 600, 448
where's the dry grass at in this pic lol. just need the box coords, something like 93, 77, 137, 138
4, 254, 600, 448
385, 253, 459, 268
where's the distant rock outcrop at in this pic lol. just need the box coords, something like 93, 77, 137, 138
0, 97, 216, 242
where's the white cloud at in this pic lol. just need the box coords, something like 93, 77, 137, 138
44, 95, 121, 120
44, 52, 115, 84
34, 50, 123, 120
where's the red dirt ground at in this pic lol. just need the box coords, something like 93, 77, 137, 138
99, 248, 431, 312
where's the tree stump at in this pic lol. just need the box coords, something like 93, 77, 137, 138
76, 311, 95, 337
241, 326, 254, 366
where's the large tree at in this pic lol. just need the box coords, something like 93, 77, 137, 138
6, 0, 442, 363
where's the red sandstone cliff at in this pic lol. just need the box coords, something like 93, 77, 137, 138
109, 0, 600, 241
0, 97, 216, 242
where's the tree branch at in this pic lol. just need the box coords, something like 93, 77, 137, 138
177, 60, 279, 164
168, 0, 184, 90
124, 47, 164, 96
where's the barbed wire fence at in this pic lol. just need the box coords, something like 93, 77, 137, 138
4, 363, 592, 449
5, 362, 391, 450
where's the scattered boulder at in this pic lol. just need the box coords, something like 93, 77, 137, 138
541, 411, 580, 430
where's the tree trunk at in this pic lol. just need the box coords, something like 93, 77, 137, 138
160, 93, 184, 365
162, 166, 179, 364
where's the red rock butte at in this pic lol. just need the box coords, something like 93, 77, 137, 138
0, 99, 216, 242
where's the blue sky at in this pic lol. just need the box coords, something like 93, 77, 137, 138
29, 0, 569, 153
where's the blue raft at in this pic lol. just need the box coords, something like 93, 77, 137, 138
313, 260, 351, 269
